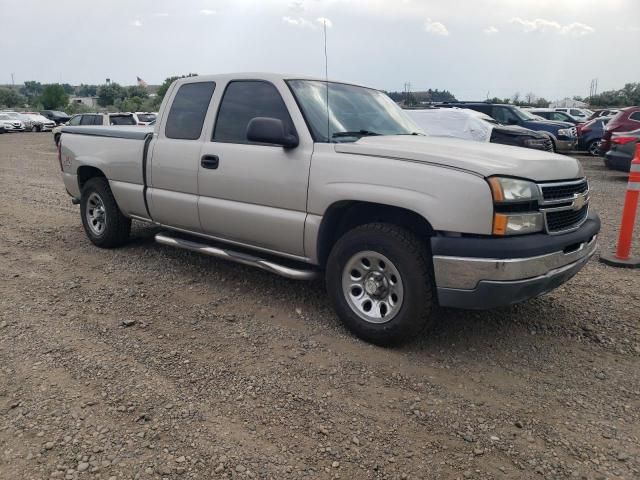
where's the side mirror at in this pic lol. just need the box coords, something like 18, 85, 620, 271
246, 117, 298, 149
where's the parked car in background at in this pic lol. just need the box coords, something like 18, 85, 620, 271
441, 102, 577, 152
604, 129, 640, 172
599, 106, 640, 154
0, 113, 26, 132
132, 112, 157, 125
21, 112, 57, 132
1, 111, 34, 130
528, 108, 580, 124
407, 107, 552, 151
587, 109, 620, 121
41, 110, 71, 125
554, 108, 591, 121
53, 113, 137, 145
578, 117, 611, 156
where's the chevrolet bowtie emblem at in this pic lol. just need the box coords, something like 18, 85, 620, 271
573, 194, 586, 211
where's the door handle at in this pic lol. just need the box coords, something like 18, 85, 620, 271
201, 155, 219, 169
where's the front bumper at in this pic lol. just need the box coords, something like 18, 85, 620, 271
432, 212, 599, 309
554, 138, 577, 152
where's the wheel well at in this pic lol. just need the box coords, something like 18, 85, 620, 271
77, 166, 106, 191
317, 201, 434, 267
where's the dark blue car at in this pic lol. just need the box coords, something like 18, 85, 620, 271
578, 117, 610, 156
441, 103, 578, 153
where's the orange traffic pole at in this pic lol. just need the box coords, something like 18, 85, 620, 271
601, 143, 640, 268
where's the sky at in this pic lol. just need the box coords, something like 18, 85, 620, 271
1, 0, 639, 100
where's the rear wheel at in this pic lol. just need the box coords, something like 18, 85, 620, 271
326, 223, 435, 346
587, 139, 601, 157
80, 177, 131, 248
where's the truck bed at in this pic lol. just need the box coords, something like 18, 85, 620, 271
61, 125, 153, 140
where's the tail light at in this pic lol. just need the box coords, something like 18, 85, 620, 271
612, 136, 637, 145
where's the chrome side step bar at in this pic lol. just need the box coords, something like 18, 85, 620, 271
155, 233, 319, 281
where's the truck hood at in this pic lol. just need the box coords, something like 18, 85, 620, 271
522, 119, 574, 129
334, 135, 583, 182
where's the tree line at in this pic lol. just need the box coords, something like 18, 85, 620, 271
0, 74, 197, 113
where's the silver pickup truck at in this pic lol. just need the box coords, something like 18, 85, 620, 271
58, 73, 600, 345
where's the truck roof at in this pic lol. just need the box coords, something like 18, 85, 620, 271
173, 72, 368, 89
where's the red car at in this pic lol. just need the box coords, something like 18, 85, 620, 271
599, 106, 640, 154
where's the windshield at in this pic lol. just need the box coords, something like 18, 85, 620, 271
513, 107, 538, 121
287, 80, 421, 142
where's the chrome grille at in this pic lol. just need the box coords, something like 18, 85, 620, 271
538, 178, 589, 234
540, 179, 588, 200
546, 205, 589, 233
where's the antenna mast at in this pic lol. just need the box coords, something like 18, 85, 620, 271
323, 19, 330, 141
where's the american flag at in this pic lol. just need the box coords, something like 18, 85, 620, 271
137, 76, 148, 88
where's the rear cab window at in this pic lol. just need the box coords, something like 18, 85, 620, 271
212, 80, 295, 144
165, 82, 216, 140
109, 115, 136, 126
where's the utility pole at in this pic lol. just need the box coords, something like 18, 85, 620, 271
11, 73, 15, 87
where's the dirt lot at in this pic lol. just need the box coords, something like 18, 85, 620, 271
1, 132, 639, 480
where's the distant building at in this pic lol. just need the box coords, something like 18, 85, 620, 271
69, 96, 98, 107
550, 98, 588, 108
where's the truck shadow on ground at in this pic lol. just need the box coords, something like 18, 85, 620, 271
123, 223, 588, 357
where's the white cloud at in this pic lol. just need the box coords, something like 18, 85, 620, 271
424, 19, 449, 36
153, 13, 169, 17
561, 22, 595, 36
131, 19, 143, 27
282, 16, 315, 28
483, 26, 499, 35
509, 17, 595, 36
316, 17, 333, 28
199, 9, 216, 16
288, 0, 305, 13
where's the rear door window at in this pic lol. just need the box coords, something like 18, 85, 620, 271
165, 82, 216, 140
213, 80, 295, 144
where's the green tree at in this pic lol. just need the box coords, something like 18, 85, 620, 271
124, 85, 149, 100
77, 84, 98, 96
0, 88, 27, 108
156, 73, 198, 101
40, 84, 69, 109
20, 81, 43, 99
97, 83, 125, 107
61, 83, 75, 95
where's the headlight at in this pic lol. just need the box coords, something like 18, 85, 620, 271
522, 138, 548, 149
488, 177, 543, 235
557, 128, 571, 137
488, 177, 540, 202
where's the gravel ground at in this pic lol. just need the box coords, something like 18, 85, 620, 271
1, 132, 639, 480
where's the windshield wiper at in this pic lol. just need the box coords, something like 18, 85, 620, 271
332, 130, 380, 138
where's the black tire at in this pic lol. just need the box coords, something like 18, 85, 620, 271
54, 133, 61, 146
80, 177, 131, 248
325, 223, 435, 346
587, 139, 601, 157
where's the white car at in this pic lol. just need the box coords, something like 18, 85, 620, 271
132, 112, 157, 125
554, 108, 591, 121
0, 111, 31, 130
21, 113, 57, 132
0, 113, 26, 132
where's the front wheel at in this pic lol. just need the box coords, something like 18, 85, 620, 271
80, 177, 131, 248
325, 223, 435, 346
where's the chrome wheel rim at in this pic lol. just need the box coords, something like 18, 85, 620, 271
589, 141, 600, 156
86, 192, 106, 236
342, 250, 404, 324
